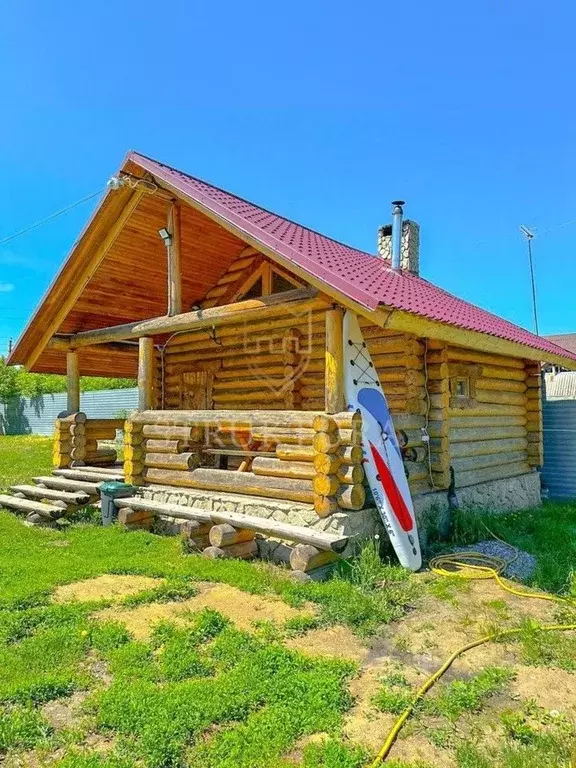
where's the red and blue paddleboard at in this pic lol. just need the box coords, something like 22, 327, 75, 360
343, 310, 421, 570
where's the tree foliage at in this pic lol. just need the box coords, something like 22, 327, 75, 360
0, 358, 135, 402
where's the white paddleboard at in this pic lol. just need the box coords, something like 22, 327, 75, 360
343, 310, 422, 570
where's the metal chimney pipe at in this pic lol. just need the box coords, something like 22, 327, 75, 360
391, 200, 405, 270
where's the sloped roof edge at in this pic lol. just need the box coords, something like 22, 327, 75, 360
8, 150, 576, 369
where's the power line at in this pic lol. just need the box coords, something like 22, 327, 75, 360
0, 189, 104, 247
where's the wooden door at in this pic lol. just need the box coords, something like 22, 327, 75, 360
179, 370, 215, 410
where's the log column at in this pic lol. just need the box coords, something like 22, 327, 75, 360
325, 306, 344, 414
124, 420, 145, 486
138, 337, 155, 411
66, 351, 80, 414
167, 203, 182, 316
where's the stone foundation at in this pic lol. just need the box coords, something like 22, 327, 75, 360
138, 485, 382, 560
138, 470, 540, 562
413, 470, 541, 520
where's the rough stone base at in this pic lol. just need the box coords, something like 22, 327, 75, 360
138, 471, 540, 564
138, 485, 382, 560
413, 470, 541, 520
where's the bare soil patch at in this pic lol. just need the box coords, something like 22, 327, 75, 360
95, 582, 310, 639
285, 625, 368, 662
53, 574, 162, 603
41, 692, 88, 730
511, 665, 576, 713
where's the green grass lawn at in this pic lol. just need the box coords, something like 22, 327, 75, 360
0, 435, 52, 491
0, 435, 575, 768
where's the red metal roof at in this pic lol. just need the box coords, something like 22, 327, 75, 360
129, 152, 576, 363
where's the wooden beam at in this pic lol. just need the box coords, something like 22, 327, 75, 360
114, 496, 349, 552
63, 288, 322, 347
48, 337, 140, 353
138, 337, 155, 411
325, 306, 344, 413
167, 203, 182, 316
26, 189, 145, 370
66, 351, 80, 413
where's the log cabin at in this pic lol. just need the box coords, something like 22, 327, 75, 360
7, 151, 576, 559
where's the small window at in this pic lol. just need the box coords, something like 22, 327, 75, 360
449, 363, 482, 409
240, 276, 263, 300
454, 377, 470, 398
272, 270, 299, 294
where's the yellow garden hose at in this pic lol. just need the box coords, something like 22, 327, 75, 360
368, 550, 576, 767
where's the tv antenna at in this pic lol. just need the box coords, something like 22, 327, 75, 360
520, 226, 539, 336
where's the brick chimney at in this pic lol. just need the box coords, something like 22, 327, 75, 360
377, 219, 420, 276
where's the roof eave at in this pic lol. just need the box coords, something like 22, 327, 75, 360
380, 305, 576, 369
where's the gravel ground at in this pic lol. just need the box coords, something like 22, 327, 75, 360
454, 540, 536, 582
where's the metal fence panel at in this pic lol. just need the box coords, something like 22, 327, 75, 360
0, 388, 138, 436
542, 399, 576, 499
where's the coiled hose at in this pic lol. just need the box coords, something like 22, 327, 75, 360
368, 550, 576, 766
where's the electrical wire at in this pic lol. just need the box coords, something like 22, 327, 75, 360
421, 338, 438, 490
368, 539, 576, 766
0, 190, 104, 247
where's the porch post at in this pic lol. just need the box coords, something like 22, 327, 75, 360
325, 306, 344, 414
167, 203, 182, 316
138, 337, 155, 411
66, 350, 80, 413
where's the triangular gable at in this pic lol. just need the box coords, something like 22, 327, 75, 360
9, 150, 576, 374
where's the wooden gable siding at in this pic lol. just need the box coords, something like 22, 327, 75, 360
26, 195, 254, 375
158, 252, 323, 411
59, 195, 250, 334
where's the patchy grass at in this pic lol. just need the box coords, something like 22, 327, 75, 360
516, 620, 576, 671
427, 666, 513, 721
1, 436, 576, 767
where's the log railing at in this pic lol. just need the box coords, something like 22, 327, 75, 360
53, 413, 124, 468
124, 410, 365, 517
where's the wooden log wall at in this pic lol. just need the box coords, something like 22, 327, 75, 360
423, 344, 451, 489
311, 412, 365, 516
124, 410, 365, 514
159, 301, 330, 411
525, 361, 543, 467
53, 412, 87, 469
359, 319, 428, 417
355, 319, 431, 495
426, 343, 532, 489
80, 418, 124, 467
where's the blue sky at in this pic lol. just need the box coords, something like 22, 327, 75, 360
1, 0, 575, 357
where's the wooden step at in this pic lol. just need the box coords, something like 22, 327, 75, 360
115, 496, 348, 553
33, 476, 101, 495
9, 485, 90, 505
81, 465, 124, 476
52, 469, 122, 482
0, 494, 64, 518
203, 449, 276, 458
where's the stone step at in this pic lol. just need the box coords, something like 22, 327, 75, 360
33, 476, 101, 495
0, 494, 64, 518
9, 485, 91, 506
